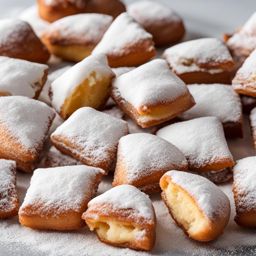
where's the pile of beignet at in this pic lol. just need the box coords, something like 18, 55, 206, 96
1, 0, 256, 252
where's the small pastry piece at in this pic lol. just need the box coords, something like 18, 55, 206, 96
51, 54, 114, 119
86, 0, 126, 18
19, 165, 103, 230
179, 84, 243, 138
0, 160, 18, 219
113, 133, 188, 193
37, 0, 87, 23
157, 117, 234, 172
0, 19, 50, 63
241, 95, 256, 114
41, 14, 113, 62
0, 56, 48, 99
160, 171, 230, 242
82, 184, 156, 251
128, 1, 185, 46
39, 146, 80, 168
92, 13, 155, 67
249, 107, 256, 149
232, 49, 256, 97
112, 59, 195, 128
51, 107, 128, 172
163, 38, 234, 84
0, 96, 55, 172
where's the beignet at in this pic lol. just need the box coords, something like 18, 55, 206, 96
82, 184, 156, 251
160, 171, 230, 241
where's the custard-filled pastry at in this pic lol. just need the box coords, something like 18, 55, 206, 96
113, 133, 188, 193
157, 117, 234, 172
0, 96, 55, 172
232, 157, 256, 227
249, 107, 256, 149
112, 59, 195, 128
163, 38, 234, 84
0, 56, 48, 99
0, 160, 18, 219
179, 84, 243, 138
160, 171, 230, 241
92, 13, 155, 67
19, 165, 103, 230
128, 1, 185, 46
226, 12, 256, 69
0, 19, 50, 63
241, 95, 256, 114
51, 107, 128, 172
232, 49, 256, 97
51, 54, 114, 119
41, 14, 113, 62
82, 184, 156, 251
37, 0, 87, 22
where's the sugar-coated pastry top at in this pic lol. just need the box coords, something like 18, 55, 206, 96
51, 54, 114, 113
88, 184, 154, 220
112, 67, 134, 77
242, 12, 256, 35
128, 1, 181, 25
233, 157, 256, 212
0, 96, 55, 151
19, 165, 103, 216
113, 59, 189, 110
118, 133, 187, 182
43, 0, 86, 8
93, 12, 153, 55
162, 171, 230, 220
0, 56, 48, 98
52, 107, 128, 162
180, 84, 242, 123
43, 14, 113, 45
163, 38, 233, 74
157, 117, 233, 169
0, 159, 17, 212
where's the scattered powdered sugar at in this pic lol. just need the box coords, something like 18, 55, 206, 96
113, 59, 188, 109
118, 133, 187, 182
19, 165, 103, 216
233, 156, 256, 212
180, 84, 242, 123
45, 14, 113, 44
93, 12, 153, 55
51, 54, 114, 112
156, 117, 233, 169
0, 96, 55, 152
88, 184, 154, 220
163, 38, 233, 74
128, 1, 181, 25
0, 56, 48, 98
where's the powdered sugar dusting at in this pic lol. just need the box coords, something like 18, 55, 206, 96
113, 59, 188, 109
180, 84, 242, 123
164, 171, 230, 221
88, 184, 154, 220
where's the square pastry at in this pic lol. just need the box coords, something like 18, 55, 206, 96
163, 38, 234, 84
19, 165, 104, 230
51, 107, 128, 172
0, 159, 18, 219
112, 59, 195, 128
156, 117, 234, 172
0, 96, 55, 172
179, 84, 243, 138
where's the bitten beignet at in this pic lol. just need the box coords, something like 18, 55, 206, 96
19, 165, 103, 230
163, 38, 234, 84
112, 59, 195, 128
157, 117, 234, 172
232, 157, 256, 227
51, 107, 128, 172
113, 133, 188, 193
160, 171, 230, 241
51, 54, 114, 119
0, 160, 18, 219
92, 13, 155, 67
82, 184, 156, 251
